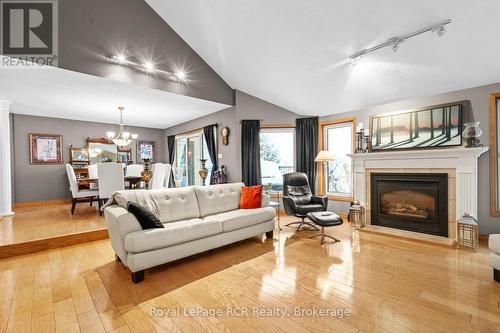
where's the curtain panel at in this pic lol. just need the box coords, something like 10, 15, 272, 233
241, 120, 261, 186
167, 135, 176, 188
295, 117, 319, 194
203, 124, 218, 182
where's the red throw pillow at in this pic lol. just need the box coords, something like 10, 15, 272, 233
239, 185, 263, 209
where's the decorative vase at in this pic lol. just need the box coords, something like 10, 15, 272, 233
462, 122, 483, 148
199, 159, 208, 186
141, 158, 153, 185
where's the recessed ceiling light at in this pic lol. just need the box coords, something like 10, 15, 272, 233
144, 61, 155, 72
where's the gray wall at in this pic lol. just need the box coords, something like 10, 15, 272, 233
58, 0, 234, 106
11, 114, 166, 203
164, 90, 301, 182
320, 82, 500, 234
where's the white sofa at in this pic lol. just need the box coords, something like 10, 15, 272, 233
489, 234, 500, 282
104, 183, 275, 283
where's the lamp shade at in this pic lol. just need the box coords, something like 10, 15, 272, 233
315, 150, 335, 162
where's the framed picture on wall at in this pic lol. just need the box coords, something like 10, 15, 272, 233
29, 133, 63, 165
70, 146, 89, 163
117, 147, 132, 164
370, 101, 464, 151
138, 140, 155, 162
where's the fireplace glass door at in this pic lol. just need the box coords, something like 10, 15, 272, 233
371, 173, 448, 237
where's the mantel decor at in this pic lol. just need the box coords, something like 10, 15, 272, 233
29, 133, 63, 165
369, 101, 464, 151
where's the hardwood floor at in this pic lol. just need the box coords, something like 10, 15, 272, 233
1, 204, 106, 245
0, 214, 499, 332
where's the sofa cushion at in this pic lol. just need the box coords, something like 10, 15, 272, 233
239, 185, 263, 209
124, 218, 221, 253
195, 183, 243, 217
111, 187, 200, 223
127, 202, 164, 230
203, 207, 275, 232
489, 234, 500, 253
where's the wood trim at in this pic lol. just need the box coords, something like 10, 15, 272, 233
327, 195, 353, 202
260, 124, 295, 129
173, 124, 218, 138
318, 117, 357, 196
490, 93, 500, 217
14, 199, 71, 209
0, 229, 109, 259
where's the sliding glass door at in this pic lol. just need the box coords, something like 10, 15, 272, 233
174, 131, 213, 186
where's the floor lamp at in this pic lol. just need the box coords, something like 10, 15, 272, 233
315, 150, 335, 194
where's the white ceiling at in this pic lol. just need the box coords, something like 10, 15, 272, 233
147, 0, 500, 116
0, 62, 231, 129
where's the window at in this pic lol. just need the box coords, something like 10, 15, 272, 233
323, 120, 354, 199
260, 127, 295, 191
174, 131, 213, 186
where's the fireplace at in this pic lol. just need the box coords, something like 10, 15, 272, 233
370, 173, 448, 237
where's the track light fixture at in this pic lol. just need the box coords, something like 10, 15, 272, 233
109, 55, 187, 82
349, 19, 451, 66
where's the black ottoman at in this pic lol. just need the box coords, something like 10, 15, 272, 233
306, 211, 343, 244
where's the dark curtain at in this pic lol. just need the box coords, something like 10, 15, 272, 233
296, 117, 319, 194
241, 120, 261, 186
167, 135, 176, 188
203, 124, 218, 182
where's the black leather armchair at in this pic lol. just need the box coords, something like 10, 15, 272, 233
282, 172, 328, 230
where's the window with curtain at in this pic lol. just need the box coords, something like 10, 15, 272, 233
259, 127, 295, 191
174, 130, 213, 186
323, 121, 354, 198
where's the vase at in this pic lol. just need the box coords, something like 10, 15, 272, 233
199, 159, 208, 186
141, 158, 153, 185
462, 122, 483, 148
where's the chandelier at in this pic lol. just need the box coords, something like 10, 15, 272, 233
106, 107, 138, 146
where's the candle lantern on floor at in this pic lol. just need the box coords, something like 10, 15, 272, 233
348, 200, 365, 229
457, 213, 479, 251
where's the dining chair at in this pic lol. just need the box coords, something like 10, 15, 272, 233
126, 164, 143, 177
97, 163, 125, 215
150, 163, 167, 189
65, 164, 99, 215
87, 164, 98, 178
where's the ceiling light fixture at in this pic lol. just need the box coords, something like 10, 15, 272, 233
110, 55, 187, 83
175, 70, 186, 80
106, 107, 138, 146
349, 19, 451, 66
144, 61, 155, 72
116, 54, 126, 63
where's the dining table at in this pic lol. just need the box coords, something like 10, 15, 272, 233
77, 176, 146, 190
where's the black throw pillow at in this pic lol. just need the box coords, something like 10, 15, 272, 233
126, 202, 164, 230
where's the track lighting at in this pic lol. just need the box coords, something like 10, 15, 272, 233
349, 19, 451, 66
109, 55, 188, 83
144, 61, 155, 72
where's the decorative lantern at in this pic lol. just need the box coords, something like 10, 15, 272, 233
348, 200, 365, 229
457, 213, 479, 251
462, 122, 484, 148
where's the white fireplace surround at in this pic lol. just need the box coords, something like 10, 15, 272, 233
348, 147, 488, 236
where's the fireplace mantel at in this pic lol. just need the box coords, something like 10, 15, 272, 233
347, 147, 488, 231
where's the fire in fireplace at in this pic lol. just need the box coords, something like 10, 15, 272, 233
371, 173, 448, 237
